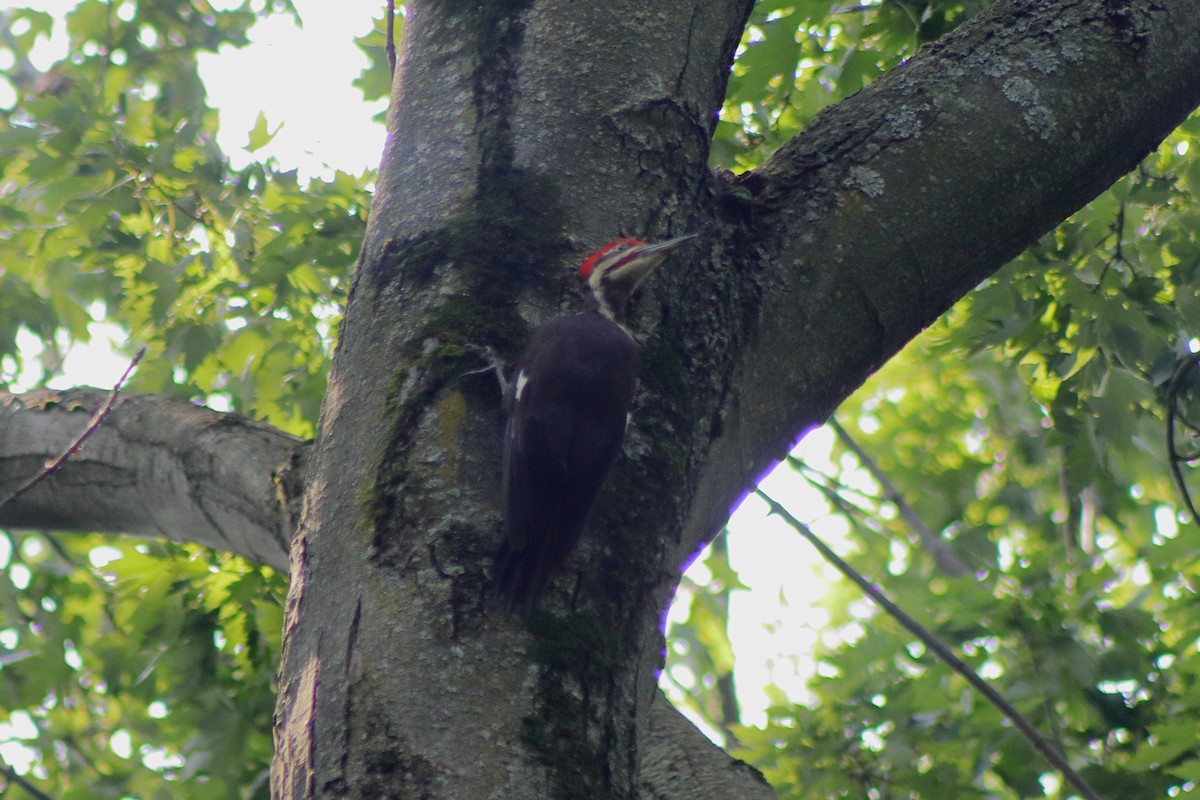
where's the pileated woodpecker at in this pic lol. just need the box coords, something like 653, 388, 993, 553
492, 233, 697, 617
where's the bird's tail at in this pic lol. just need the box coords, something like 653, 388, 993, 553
490, 542, 551, 620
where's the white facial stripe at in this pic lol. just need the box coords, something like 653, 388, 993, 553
589, 244, 635, 287
514, 370, 530, 401
588, 262, 606, 293
594, 295, 616, 321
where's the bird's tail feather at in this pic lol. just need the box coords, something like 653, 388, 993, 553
490, 542, 551, 620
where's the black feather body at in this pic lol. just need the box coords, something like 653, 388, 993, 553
492, 310, 639, 617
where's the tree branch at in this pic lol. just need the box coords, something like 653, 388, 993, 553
0, 389, 306, 570
0, 761, 55, 800
683, 0, 1200, 560
0, 347, 144, 513
386, 0, 396, 79
1166, 354, 1200, 525
641, 696, 775, 800
829, 417, 970, 576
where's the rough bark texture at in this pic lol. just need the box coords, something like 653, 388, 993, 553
272, 1, 1200, 799
682, 0, 1200, 565
274, 2, 761, 798
0, 389, 301, 570
3, 0, 1198, 798
640, 696, 775, 799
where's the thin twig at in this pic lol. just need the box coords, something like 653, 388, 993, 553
0, 760, 55, 800
386, 0, 397, 79
0, 347, 145, 512
1166, 355, 1200, 526
787, 454, 882, 509
755, 488, 1105, 800
829, 418, 970, 576
796, 464, 874, 522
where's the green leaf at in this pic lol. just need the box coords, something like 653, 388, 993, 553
246, 111, 283, 153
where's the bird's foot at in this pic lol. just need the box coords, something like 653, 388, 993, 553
461, 344, 510, 398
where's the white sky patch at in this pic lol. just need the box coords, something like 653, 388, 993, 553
11, 0, 387, 179
0, 710, 38, 775
48, 320, 133, 391
63, 641, 83, 670
109, 728, 133, 759
9, 564, 30, 590
10, 306, 134, 392
721, 426, 841, 724
0, 710, 36, 739
88, 545, 124, 569
197, 0, 388, 180
142, 745, 185, 771
8, 0, 76, 70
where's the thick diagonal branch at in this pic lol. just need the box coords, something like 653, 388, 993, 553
0, 389, 305, 570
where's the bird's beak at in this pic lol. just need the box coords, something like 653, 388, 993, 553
612, 233, 697, 287
638, 233, 698, 258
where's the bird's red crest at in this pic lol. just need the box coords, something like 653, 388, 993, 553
579, 238, 644, 278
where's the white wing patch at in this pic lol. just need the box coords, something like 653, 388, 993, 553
514, 369, 530, 402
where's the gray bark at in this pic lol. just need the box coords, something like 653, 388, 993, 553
273, 1, 1200, 799
0, 389, 301, 570
641, 697, 775, 799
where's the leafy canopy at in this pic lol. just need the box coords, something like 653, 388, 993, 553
0, 1, 371, 796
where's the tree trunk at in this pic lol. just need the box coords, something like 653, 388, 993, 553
268, 1, 1200, 797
